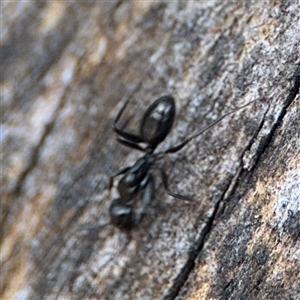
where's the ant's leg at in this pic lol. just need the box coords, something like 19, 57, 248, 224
113, 99, 144, 143
109, 166, 131, 189
113, 126, 144, 143
116, 138, 146, 152
142, 175, 154, 206
159, 168, 193, 201
114, 99, 131, 126
135, 175, 154, 224
164, 100, 255, 154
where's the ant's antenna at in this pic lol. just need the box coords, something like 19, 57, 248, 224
80, 223, 110, 230
73, 223, 110, 236
165, 100, 256, 154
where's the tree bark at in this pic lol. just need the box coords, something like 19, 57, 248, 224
1, 1, 299, 300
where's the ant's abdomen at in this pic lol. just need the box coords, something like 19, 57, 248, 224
140, 95, 176, 149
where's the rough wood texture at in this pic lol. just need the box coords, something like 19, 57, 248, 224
1, 2, 299, 300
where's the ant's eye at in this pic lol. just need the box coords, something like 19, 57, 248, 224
111, 204, 132, 217
109, 199, 135, 230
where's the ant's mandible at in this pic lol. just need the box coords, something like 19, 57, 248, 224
109, 95, 253, 231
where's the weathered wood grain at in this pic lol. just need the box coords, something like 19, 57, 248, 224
1, 1, 299, 300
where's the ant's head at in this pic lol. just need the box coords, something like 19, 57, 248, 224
109, 198, 136, 231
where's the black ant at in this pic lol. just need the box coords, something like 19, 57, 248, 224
108, 95, 254, 231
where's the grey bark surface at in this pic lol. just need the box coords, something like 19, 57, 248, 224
1, 2, 299, 300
